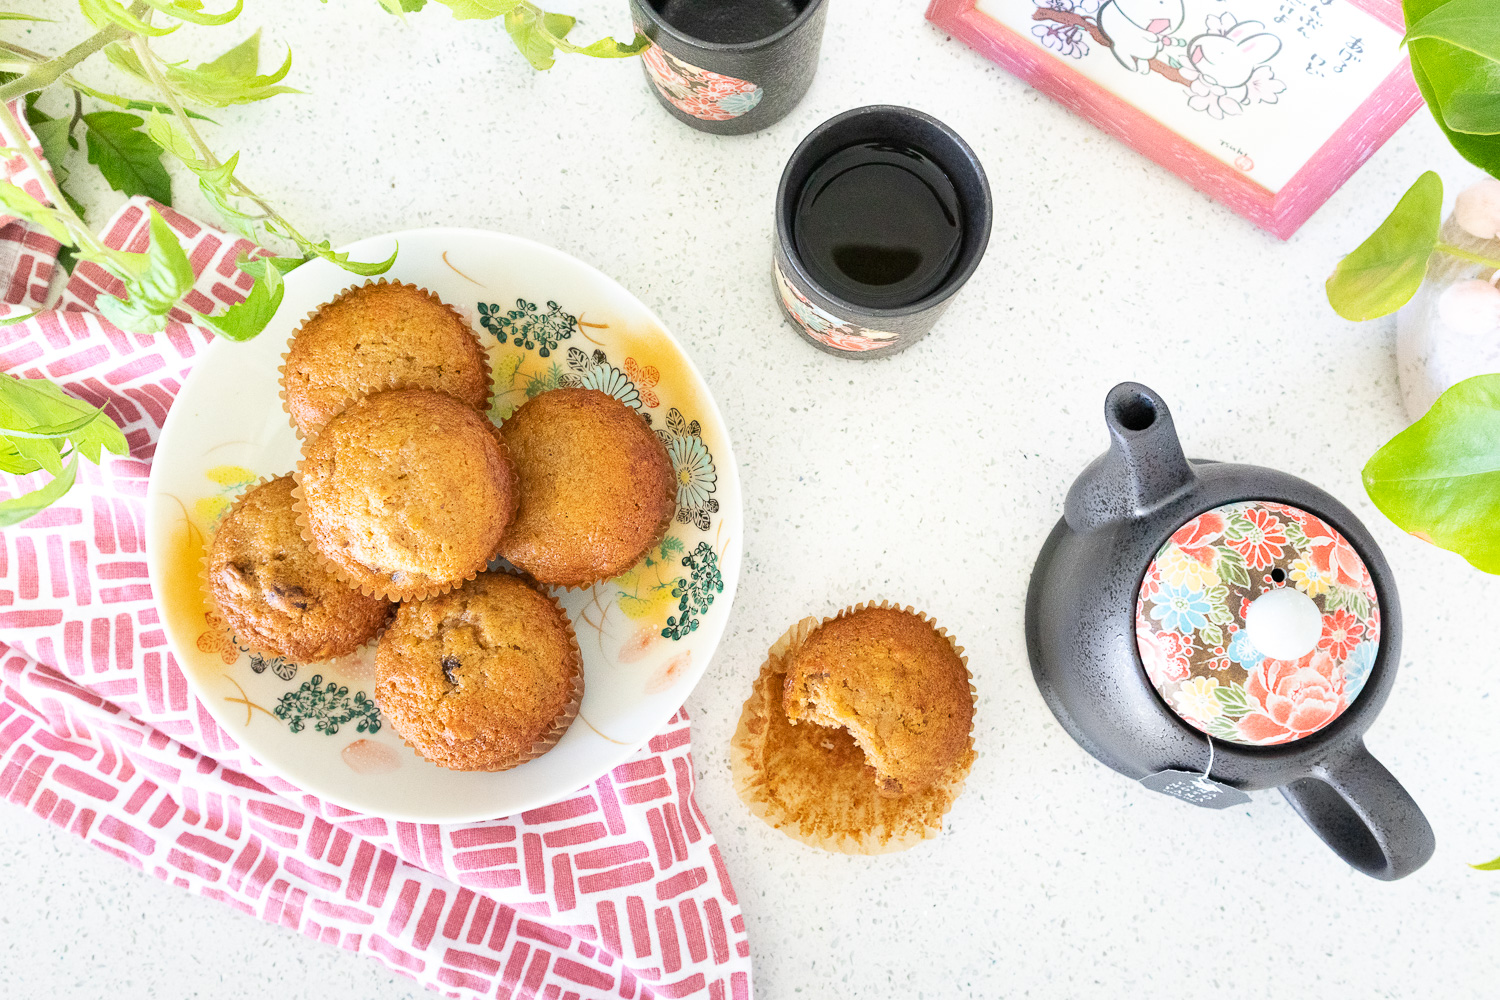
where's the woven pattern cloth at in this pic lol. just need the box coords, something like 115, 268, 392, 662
0, 128, 752, 999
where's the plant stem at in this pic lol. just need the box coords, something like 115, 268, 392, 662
130, 37, 310, 252
1436, 243, 1500, 270
0, 7, 147, 104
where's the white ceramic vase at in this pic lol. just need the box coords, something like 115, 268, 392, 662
1395, 214, 1500, 421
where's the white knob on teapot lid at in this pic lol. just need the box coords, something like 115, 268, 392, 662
1244, 587, 1323, 661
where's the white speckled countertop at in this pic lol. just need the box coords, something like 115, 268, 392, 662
3, 2, 1498, 997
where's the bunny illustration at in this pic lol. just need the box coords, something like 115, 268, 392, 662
1186, 20, 1283, 88
1097, 0, 1185, 74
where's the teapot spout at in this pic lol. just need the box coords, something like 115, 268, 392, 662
1064, 382, 1196, 532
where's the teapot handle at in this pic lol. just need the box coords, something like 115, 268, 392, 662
1279, 740, 1434, 881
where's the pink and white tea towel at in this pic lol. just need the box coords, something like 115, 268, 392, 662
0, 111, 752, 999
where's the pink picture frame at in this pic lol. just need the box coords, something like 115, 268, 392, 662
925, 0, 1423, 239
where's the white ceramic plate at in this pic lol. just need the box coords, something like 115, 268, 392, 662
145, 228, 741, 822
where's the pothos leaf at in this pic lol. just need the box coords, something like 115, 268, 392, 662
1405, 0, 1500, 63
97, 208, 196, 334
83, 111, 173, 206
1362, 373, 1500, 573
1404, 0, 1500, 171
1325, 171, 1443, 321
195, 275, 283, 342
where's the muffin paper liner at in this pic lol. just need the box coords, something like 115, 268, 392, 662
278, 278, 493, 440
730, 601, 977, 855
379, 571, 585, 772
201, 474, 393, 665
291, 388, 519, 604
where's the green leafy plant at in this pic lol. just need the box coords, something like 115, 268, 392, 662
1325, 0, 1500, 321
0, 371, 127, 525
1321, 0, 1500, 580
1363, 374, 1500, 573
0, 0, 644, 523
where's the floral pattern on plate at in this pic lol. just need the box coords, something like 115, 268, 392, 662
1135, 500, 1380, 746
640, 42, 763, 121
485, 300, 725, 644
773, 261, 898, 353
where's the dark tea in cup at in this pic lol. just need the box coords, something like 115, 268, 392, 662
792, 141, 965, 311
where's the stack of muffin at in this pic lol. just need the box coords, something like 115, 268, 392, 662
206, 280, 678, 771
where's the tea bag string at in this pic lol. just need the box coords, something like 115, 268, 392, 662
1195, 733, 1217, 790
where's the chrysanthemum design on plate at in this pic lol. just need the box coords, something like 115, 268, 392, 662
1135, 501, 1380, 747
773, 261, 899, 353
482, 297, 726, 663
639, 42, 763, 121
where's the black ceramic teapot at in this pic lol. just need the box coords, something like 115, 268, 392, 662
1026, 382, 1433, 880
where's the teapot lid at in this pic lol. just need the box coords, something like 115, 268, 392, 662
1135, 500, 1380, 746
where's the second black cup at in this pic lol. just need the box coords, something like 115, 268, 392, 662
773, 106, 992, 357
629, 0, 827, 135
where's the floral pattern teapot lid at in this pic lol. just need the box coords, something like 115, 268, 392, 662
1136, 501, 1380, 746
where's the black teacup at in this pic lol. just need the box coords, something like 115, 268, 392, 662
629, 0, 828, 135
773, 106, 992, 358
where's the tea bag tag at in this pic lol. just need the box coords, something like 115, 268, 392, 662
1139, 735, 1251, 809
1139, 769, 1251, 809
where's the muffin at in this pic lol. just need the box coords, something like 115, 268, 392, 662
295, 388, 517, 601
731, 603, 976, 854
375, 571, 583, 771
206, 475, 390, 662
499, 388, 676, 588
784, 604, 974, 796
281, 280, 489, 437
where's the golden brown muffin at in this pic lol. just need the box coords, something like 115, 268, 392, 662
375, 572, 583, 771
296, 388, 517, 602
731, 609, 976, 855
783, 604, 974, 796
282, 280, 489, 437
206, 476, 390, 662
499, 388, 676, 588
